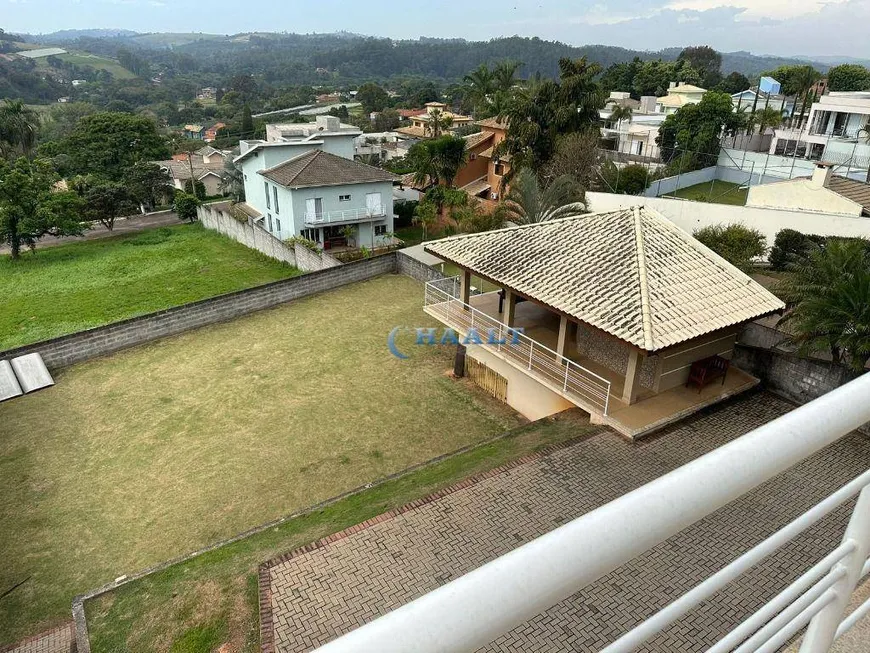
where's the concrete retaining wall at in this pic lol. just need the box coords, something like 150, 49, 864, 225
0, 255, 397, 370
396, 250, 448, 284
199, 204, 297, 266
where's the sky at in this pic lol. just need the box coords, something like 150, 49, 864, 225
4, 0, 869, 59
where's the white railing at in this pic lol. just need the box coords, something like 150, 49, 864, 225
303, 207, 383, 225
423, 277, 612, 415
313, 371, 870, 653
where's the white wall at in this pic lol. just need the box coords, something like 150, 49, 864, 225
586, 192, 870, 255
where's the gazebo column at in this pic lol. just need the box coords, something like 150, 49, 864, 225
458, 269, 471, 308
556, 315, 570, 363
503, 289, 517, 327
622, 349, 645, 405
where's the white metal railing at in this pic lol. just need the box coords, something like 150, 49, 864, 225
303, 207, 383, 225
313, 372, 870, 653
423, 277, 612, 415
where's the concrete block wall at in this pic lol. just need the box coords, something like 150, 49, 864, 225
0, 255, 398, 371
199, 204, 298, 266
396, 251, 448, 284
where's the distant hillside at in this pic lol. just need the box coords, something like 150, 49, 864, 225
35, 29, 139, 43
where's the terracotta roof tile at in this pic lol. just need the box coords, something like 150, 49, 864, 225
259, 150, 398, 189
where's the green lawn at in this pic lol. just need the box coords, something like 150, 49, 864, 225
667, 180, 748, 206
0, 224, 298, 350
0, 275, 526, 646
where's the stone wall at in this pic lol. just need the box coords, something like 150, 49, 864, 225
0, 255, 397, 370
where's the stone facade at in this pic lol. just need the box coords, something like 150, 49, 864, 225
575, 324, 658, 389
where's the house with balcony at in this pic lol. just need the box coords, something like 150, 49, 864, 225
235, 144, 397, 250
769, 91, 870, 163
453, 118, 512, 201
422, 207, 784, 438
395, 102, 474, 139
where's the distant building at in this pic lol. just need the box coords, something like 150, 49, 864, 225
156, 146, 230, 197
395, 102, 473, 139
197, 87, 217, 100
655, 83, 707, 115
204, 122, 226, 142
454, 118, 512, 201
183, 124, 205, 140
600, 92, 665, 160
746, 162, 870, 216
71, 79, 87, 87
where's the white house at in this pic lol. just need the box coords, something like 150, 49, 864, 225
234, 116, 398, 250
769, 91, 870, 164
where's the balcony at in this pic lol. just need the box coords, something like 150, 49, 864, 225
303, 207, 385, 225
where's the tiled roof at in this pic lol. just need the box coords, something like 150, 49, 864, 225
259, 150, 398, 189
478, 146, 511, 162
460, 176, 491, 196
671, 84, 707, 93
463, 131, 494, 150
400, 172, 433, 190
827, 176, 870, 215
424, 207, 784, 351
475, 117, 508, 129
156, 159, 226, 181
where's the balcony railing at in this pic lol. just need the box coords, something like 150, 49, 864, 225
303, 207, 384, 225
313, 371, 870, 653
423, 277, 612, 416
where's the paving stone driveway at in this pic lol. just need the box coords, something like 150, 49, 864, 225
262, 391, 870, 652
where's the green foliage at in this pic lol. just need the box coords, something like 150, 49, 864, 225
599, 161, 652, 195
764, 64, 822, 97
0, 157, 85, 259
678, 45, 722, 88
356, 82, 391, 113
827, 64, 870, 92
183, 178, 207, 200
240, 103, 254, 138
285, 235, 321, 253
717, 71, 751, 95
125, 161, 171, 210
407, 135, 468, 188
693, 223, 766, 272
372, 107, 400, 131
769, 228, 829, 271
778, 238, 870, 370
393, 199, 418, 227
462, 60, 520, 117
497, 167, 586, 224
173, 191, 200, 222
61, 112, 170, 181
452, 201, 505, 234
84, 181, 138, 230
630, 59, 703, 97
657, 91, 745, 161
0, 99, 40, 159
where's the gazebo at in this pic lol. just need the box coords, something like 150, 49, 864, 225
423, 207, 784, 438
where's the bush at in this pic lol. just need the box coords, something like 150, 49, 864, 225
693, 224, 767, 272
769, 229, 827, 271
599, 161, 652, 195
393, 199, 418, 227
173, 192, 201, 223
183, 179, 206, 200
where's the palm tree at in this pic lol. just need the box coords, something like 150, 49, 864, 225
753, 106, 783, 134
778, 238, 870, 370
492, 60, 521, 93
0, 99, 40, 159
463, 64, 495, 113
607, 104, 633, 128
424, 108, 454, 138
496, 168, 587, 225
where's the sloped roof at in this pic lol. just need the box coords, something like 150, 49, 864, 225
259, 150, 398, 189
475, 117, 508, 130
464, 131, 494, 150
671, 84, 707, 93
155, 159, 226, 182
424, 207, 784, 352
827, 176, 870, 215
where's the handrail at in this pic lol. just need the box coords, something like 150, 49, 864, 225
312, 372, 870, 653
423, 278, 611, 414
304, 207, 383, 224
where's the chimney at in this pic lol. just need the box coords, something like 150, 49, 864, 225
812, 161, 834, 188
316, 115, 341, 131
669, 81, 677, 90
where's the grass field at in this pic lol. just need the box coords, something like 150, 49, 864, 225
32, 51, 136, 80
84, 413, 587, 653
0, 224, 298, 350
667, 180, 748, 206
0, 275, 525, 646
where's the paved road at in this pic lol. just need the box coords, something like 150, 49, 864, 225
262, 391, 870, 652
0, 211, 184, 255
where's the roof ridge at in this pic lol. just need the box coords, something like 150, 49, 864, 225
283, 149, 322, 185
632, 206, 655, 351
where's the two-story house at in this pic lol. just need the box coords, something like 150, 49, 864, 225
395, 102, 474, 139
453, 118, 512, 201
655, 83, 707, 115
234, 116, 398, 250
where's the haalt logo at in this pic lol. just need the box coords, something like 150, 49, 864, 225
387, 326, 525, 360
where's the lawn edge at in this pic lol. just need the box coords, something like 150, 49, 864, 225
256, 426, 607, 653
75, 414, 604, 653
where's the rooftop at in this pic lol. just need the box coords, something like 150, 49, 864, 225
463, 131, 494, 150
475, 117, 509, 130
424, 207, 784, 352
259, 149, 398, 189
826, 175, 870, 215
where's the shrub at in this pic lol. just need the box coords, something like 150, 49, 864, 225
173, 192, 201, 223
599, 161, 651, 195
183, 179, 206, 200
769, 229, 827, 271
393, 199, 418, 227
285, 236, 321, 253
693, 223, 767, 272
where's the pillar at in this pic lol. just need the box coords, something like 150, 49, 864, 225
459, 269, 471, 308
556, 315, 569, 363
503, 290, 518, 327
622, 349, 644, 405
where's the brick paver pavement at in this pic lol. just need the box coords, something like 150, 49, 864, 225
263, 391, 870, 652
0, 624, 74, 653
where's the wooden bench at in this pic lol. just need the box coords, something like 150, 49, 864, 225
686, 355, 730, 392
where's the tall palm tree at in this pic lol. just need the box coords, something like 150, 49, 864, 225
496, 168, 587, 225
607, 104, 633, 128
0, 99, 40, 159
492, 60, 521, 93
753, 106, 783, 134
424, 108, 453, 138
463, 64, 495, 114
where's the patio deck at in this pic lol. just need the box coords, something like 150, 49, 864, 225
467, 292, 759, 439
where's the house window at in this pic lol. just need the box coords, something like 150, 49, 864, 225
265, 181, 271, 210
275, 218, 281, 233
339, 194, 351, 202
375, 225, 387, 236
494, 163, 504, 176
301, 228, 317, 241
267, 215, 273, 232
273, 186, 279, 214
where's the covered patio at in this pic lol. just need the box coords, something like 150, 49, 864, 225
423, 207, 785, 438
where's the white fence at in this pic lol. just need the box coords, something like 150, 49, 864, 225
423, 278, 612, 415
313, 372, 870, 653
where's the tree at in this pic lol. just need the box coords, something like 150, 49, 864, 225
657, 91, 746, 161
356, 82, 390, 113
453, 200, 505, 233
240, 104, 254, 139
463, 63, 495, 113
765, 64, 821, 126
753, 106, 784, 133
607, 103, 633, 126
693, 224, 766, 273
412, 200, 438, 241
496, 168, 586, 225
221, 158, 245, 202
407, 135, 468, 188
62, 112, 170, 181
717, 71, 751, 95
372, 108, 400, 132
678, 46, 722, 87
827, 64, 870, 92
540, 131, 601, 189
778, 238, 870, 370
125, 162, 170, 211
85, 182, 138, 231
631, 59, 703, 97
173, 191, 200, 222
598, 161, 651, 195
0, 99, 40, 159
424, 108, 453, 138
0, 157, 84, 259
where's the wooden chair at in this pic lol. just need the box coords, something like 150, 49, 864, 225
686, 355, 730, 392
